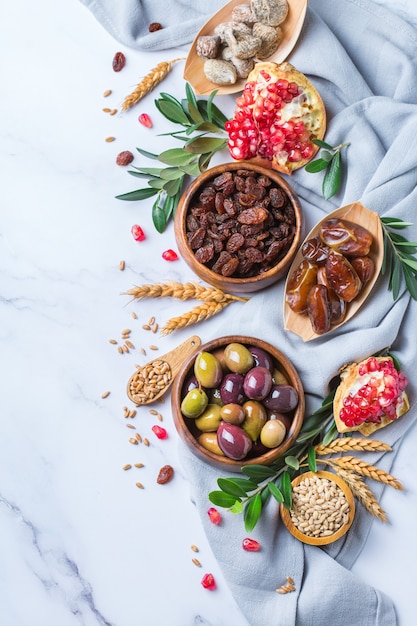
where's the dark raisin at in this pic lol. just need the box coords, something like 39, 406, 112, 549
112, 51, 126, 72
149, 22, 163, 32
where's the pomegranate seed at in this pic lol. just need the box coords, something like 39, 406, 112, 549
139, 113, 153, 128
162, 249, 178, 261
131, 224, 146, 241
207, 507, 222, 525
242, 538, 261, 552
201, 573, 216, 590
152, 425, 168, 440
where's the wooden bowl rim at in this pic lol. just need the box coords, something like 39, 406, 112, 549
174, 162, 303, 292
283, 202, 384, 341
171, 335, 305, 471
280, 470, 356, 545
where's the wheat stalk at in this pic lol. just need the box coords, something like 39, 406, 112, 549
328, 456, 403, 490
160, 301, 229, 335
334, 467, 387, 521
315, 437, 392, 455
120, 58, 185, 111
124, 281, 249, 304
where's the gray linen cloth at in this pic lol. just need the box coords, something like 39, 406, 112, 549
80, 0, 417, 623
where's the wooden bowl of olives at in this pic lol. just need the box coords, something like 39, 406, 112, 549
171, 335, 305, 472
174, 162, 303, 294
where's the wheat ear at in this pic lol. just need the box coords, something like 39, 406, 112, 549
160, 301, 228, 335
120, 58, 185, 111
124, 281, 248, 304
315, 437, 391, 455
328, 456, 403, 490
334, 467, 387, 521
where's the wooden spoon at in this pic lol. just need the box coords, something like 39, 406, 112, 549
184, 0, 308, 95
127, 335, 202, 405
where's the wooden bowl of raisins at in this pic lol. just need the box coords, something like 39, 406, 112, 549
174, 162, 303, 294
171, 335, 305, 472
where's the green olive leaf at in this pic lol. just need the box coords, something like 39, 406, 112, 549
152, 195, 169, 233
155, 98, 191, 125
241, 464, 276, 481
380, 217, 413, 229
281, 471, 292, 509
162, 177, 183, 197
403, 265, 417, 299
184, 136, 228, 154
307, 446, 317, 472
268, 481, 284, 503
158, 148, 195, 166
159, 167, 184, 180
312, 138, 334, 150
115, 188, 159, 201
244, 493, 263, 532
217, 478, 249, 499
230, 500, 243, 514
285, 455, 299, 470
321, 421, 338, 447
304, 157, 332, 173
208, 490, 239, 508
322, 150, 342, 199
135, 147, 158, 159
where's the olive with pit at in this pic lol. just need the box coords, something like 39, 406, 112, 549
248, 345, 274, 372
181, 388, 209, 418
220, 372, 246, 405
242, 400, 267, 441
220, 403, 245, 425
260, 419, 286, 448
194, 351, 223, 388
198, 432, 225, 456
217, 421, 253, 460
223, 342, 254, 374
195, 404, 222, 432
264, 384, 299, 413
243, 366, 272, 400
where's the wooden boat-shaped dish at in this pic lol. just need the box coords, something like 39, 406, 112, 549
283, 202, 384, 341
184, 0, 308, 95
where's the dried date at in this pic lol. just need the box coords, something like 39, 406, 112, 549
325, 251, 362, 302
285, 260, 318, 313
319, 219, 373, 257
307, 284, 331, 335
351, 256, 375, 284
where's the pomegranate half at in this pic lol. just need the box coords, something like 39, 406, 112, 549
225, 62, 326, 175
333, 356, 409, 436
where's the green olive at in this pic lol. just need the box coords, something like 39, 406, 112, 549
209, 387, 224, 406
242, 400, 267, 441
194, 351, 223, 388
260, 419, 286, 448
195, 404, 222, 432
220, 403, 245, 425
198, 432, 225, 456
272, 367, 289, 385
180, 388, 208, 419
223, 342, 254, 374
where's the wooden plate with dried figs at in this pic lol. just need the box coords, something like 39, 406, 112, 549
184, 0, 308, 95
283, 202, 384, 341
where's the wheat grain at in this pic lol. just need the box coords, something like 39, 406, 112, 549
120, 59, 185, 112
160, 301, 228, 335
334, 467, 387, 521
329, 456, 403, 489
124, 280, 249, 304
315, 438, 392, 455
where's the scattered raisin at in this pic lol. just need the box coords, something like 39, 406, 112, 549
112, 51, 126, 72
157, 464, 174, 484
116, 150, 134, 166
149, 22, 163, 32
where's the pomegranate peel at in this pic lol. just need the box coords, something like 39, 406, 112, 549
225, 61, 326, 175
333, 356, 409, 435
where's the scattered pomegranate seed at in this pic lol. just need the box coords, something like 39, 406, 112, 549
242, 538, 261, 552
207, 507, 222, 525
152, 425, 168, 440
201, 573, 216, 590
131, 225, 146, 241
139, 113, 153, 128
162, 249, 178, 261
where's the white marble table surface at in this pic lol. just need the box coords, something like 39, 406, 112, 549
1, 1, 417, 625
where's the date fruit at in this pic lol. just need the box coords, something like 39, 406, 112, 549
319, 218, 373, 256
285, 260, 318, 313
307, 284, 331, 335
325, 250, 362, 302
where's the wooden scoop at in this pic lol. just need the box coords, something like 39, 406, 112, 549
183, 0, 308, 95
127, 335, 202, 405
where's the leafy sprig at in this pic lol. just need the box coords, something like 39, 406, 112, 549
305, 139, 350, 200
115, 84, 228, 233
209, 389, 337, 532
380, 217, 417, 300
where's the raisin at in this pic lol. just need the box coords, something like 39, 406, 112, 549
237, 207, 269, 224
112, 51, 126, 72
149, 22, 163, 32
157, 464, 174, 484
116, 150, 134, 166
226, 232, 245, 253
